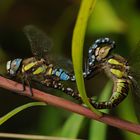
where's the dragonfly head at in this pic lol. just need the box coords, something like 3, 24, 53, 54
93, 38, 115, 61
6, 58, 22, 76
95, 45, 113, 61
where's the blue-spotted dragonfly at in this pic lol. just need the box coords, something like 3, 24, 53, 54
85, 37, 140, 109
6, 25, 83, 100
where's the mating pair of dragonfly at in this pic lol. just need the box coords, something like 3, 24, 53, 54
6, 25, 139, 109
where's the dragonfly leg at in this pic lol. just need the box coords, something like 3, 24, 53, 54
19, 75, 33, 96
21, 78, 26, 91
25, 78, 33, 96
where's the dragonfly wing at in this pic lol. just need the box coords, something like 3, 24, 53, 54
23, 25, 53, 63
53, 55, 74, 72
129, 43, 140, 121
23, 25, 76, 76
129, 42, 140, 74
130, 80, 140, 122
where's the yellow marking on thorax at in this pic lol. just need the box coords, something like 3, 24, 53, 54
23, 62, 37, 72
108, 58, 124, 66
46, 67, 53, 75
33, 66, 44, 75
110, 68, 124, 78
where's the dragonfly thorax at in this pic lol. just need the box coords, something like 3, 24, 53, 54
6, 58, 22, 76
21, 57, 50, 75
21, 57, 70, 81
105, 54, 130, 79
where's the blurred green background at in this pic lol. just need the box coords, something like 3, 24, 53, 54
0, 0, 140, 139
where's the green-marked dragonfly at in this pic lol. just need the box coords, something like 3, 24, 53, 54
86, 37, 140, 109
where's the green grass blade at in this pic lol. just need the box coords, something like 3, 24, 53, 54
0, 102, 46, 125
89, 81, 112, 140
72, 0, 101, 115
117, 93, 140, 140
61, 114, 85, 138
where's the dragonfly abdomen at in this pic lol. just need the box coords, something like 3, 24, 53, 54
52, 68, 70, 81
90, 79, 129, 109
89, 54, 130, 109
111, 79, 129, 106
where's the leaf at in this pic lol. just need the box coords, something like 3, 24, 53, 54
89, 81, 112, 140
61, 114, 85, 138
87, 0, 126, 34
0, 102, 46, 125
117, 93, 140, 140
72, 0, 101, 115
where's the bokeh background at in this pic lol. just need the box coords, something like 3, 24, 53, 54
0, 0, 140, 139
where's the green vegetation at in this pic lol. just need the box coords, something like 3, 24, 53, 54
0, 0, 140, 139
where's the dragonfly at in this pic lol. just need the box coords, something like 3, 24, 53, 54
6, 25, 138, 110
6, 25, 82, 100
6, 25, 99, 106
85, 37, 140, 109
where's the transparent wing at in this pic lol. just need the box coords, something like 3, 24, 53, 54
128, 41, 140, 75
23, 25, 74, 73
130, 78, 140, 122
53, 55, 74, 72
129, 42, 140, 94
128, 42, 140, 121
23, 25, 53, 63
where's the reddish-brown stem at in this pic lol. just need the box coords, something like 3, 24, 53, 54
0, 76, 140, 135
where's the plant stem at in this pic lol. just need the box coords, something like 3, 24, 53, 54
0, 76, 140, 135
72, 0, 101, 115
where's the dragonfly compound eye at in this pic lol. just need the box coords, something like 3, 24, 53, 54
6, 60, 11, 73
6, 58, 22, 76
